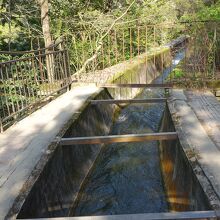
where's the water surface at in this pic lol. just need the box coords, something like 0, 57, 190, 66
70, 51, 185, 216
71, 89, 168, 216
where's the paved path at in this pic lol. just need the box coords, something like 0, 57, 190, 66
169, 89, 220, 203
187, 90, 220, 151
0, 85, 100, 219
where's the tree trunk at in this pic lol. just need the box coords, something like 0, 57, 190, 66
37, 0, 52, 47
37, 0, 54, 83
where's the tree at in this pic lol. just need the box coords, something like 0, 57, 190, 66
36, 0, 55, 83
36, 0, 52, 48
0, 0, 42, 51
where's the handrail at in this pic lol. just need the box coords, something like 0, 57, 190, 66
0, 39, 63, 55
0, 50, 66, 65
0, 48, 72, 132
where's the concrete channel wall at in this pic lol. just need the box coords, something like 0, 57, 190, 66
159, 106, 211, 211
17, 91, 118, 218
7, 38, 190, 219
107, 47, 172, 99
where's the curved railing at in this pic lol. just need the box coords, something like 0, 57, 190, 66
0, 43, 72, 132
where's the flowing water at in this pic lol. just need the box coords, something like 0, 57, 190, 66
70, 51, 185, 216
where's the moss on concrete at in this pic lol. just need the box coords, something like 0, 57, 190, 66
104, 46, 172, 100
107, 46, 171, 84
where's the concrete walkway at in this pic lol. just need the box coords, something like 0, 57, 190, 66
187, 90, 220, 151
168, 89, 220, 203
0, 85, 100, 219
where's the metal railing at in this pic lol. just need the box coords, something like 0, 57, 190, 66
0, 45, 71, 132
16, 210, 220, 220
70, 23, 186, 83
68, 21, 219, 86
1, 21, 220, 132
167, 21, 220, 87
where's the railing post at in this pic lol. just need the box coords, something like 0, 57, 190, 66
38, 38, 44, 82
0, 117, 3, 133
65, 50, 72, 90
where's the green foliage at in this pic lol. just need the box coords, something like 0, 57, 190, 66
0, 54, 12, 62
0, 53, 42, 119
197, 1, 220, 20
0, 0, 219, 52
172, 68, 184, 78
0, 0, 42, 50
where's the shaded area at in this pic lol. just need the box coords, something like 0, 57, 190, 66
160, 108, 212, 212
70, 89, 168, 216
15, 49, 212, 219
16, 90, 118, 218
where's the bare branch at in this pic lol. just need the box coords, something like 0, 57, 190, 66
74, 0, 136, 78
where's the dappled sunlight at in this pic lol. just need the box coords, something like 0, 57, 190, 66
169, 88, 220, 213
0, 0, 220, 219
0, 85, 100, 218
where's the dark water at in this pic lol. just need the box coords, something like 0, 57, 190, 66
71, 89, 168, 216
70, 52, 185, 216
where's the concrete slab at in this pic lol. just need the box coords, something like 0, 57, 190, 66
186, 90, 220, 151
168, 89, 220, 201
0, 85, 100, 220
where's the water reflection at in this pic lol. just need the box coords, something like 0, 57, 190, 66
70, 51, 186, 216
71, 89, 168, 216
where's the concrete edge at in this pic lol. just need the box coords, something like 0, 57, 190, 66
5, 88, 104, 220
18, 210, 217, 220
167, 90, 220, 210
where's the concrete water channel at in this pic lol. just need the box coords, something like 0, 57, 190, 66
13, 51, 218, 219
2, 42, 220, 220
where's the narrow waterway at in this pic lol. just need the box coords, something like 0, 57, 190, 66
71, 90, 167, 216
70, 52, 185, 217
16, 49, 212, 219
